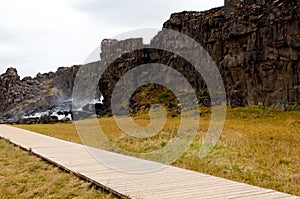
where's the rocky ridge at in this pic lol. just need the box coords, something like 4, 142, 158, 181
96, 0, 300, 115
0, 66, 79, 121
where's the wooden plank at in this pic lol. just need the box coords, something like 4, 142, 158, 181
235, 191, 299, 199
0, 125, 298, 199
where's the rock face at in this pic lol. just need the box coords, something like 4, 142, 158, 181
97, 39, 208, 115
225, 0, 268, 12
97, 0, 300, 111
163, 0, 300, 106
1, 0, 299, 120
0, 66, 79, 120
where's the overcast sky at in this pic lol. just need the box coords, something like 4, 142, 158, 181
0, 0, 224, 78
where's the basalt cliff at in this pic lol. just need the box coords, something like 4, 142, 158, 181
163, 0, 300, 107
0, 0, 299, 121
0, 66, 79, 121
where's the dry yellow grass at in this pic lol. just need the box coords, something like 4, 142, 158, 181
176, 107, 300, 196
16, 122, 80, 143
0, 138, 116, 198
16, 107, 300, 196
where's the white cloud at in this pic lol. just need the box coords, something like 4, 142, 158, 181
0, 0, 224, 77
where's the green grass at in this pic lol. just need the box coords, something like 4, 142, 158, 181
0, 138, 117, 198
15, 107, 300, 196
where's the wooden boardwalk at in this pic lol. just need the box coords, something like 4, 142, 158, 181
0, 125, 298, 199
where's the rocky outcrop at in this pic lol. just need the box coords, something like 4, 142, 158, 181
163, 0, 300, 106
0, 66, 79, 120
96, 0, 300, 112
97, 39, 208, 116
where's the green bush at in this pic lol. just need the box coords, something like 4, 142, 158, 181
286, 102, 300, 111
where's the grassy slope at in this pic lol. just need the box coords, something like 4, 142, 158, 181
0, 138, 116, 198
16, 107, 300, 196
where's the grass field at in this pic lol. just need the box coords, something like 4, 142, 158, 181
0, 138, 117, 198
15, 106, 300, 196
